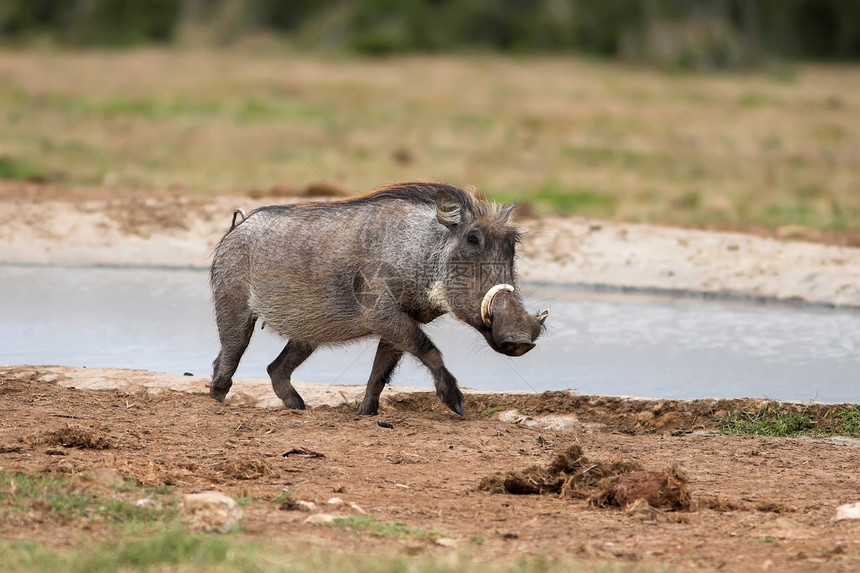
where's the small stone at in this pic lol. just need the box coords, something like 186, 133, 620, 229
834, 501, 860, 521
136, 497, 161, 509
280, 499, 318, 512
304, 513, 336, 525
295, 500, 318, 512
435, 537, 457, 548
324, 497, 365, 514
181, 492, 243, 533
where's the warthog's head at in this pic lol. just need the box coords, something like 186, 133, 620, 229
435, 190, 548, 356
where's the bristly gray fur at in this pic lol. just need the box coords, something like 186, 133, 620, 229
209, 181, 542, 417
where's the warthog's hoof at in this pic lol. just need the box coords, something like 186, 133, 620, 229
209, 387, 230, 403
449, 401, 465, 417
438, 387, 465, 417
357, 399, 379, 416
282, 395, 306, 410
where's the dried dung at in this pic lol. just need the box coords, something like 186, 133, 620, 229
501, 465, 561, 495
562, 460, 644, 496
548, 444, 585, 473
479, 443, 690, 511
591, 465, 691, 510
756, 501, 796, 513
43, 424, 110, 449
478, 443, 641, 497
695, 495, 746, 512
282, 447, 325, 458
215, 458, 274, 480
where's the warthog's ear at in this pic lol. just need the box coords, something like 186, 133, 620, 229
498, 202, 516, 223
436, 190, 464, 229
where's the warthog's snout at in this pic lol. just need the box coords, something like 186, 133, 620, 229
499, 335, 535, 357
480, 284, 547, 357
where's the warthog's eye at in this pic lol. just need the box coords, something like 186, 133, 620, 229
466, 229, 481, 247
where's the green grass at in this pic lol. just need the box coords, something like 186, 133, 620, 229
736, 92, 783, 108
485, 406, 505, 418
492, 183, 618, 217
0, 526, 255, 573
331, 515, 446, 540
2, 50, 860, 235
0, 471, 662, 573
0, 155, 47, 182
0, 527, 658, 573
0, 471, 175, 526
26, 92, 338, 125
233, 490, 295, 506
272, 490, 294, 504
715, 404, 860, 438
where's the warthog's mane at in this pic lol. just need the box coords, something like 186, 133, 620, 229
357, 182, 523, 244
248, 181, 521, 240
351, 181, 516, 227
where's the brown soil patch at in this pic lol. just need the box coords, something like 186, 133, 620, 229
1, 370, 859, 572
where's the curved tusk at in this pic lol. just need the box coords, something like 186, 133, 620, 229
538, 308, 549, 325
480, 283, 515, 327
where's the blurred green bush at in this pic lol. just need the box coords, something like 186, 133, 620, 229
2, 0, 860, 66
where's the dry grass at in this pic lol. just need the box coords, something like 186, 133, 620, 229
1, 48, 859, 232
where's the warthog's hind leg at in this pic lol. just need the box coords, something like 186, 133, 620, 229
268, 340, 316, 409
357, 339, 404, 416
211, 315, 255, 402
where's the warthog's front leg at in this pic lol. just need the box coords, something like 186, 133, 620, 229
377, 319, 464, 416
413, 336, 464, 416
358, 339, 404, 416
267, 340, 316, 409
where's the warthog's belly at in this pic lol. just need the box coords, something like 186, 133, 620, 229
248, 284, 373, 345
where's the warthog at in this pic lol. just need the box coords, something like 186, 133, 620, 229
209, 182, 547, 416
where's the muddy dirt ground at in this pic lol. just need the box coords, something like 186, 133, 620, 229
1, 367, 858, 572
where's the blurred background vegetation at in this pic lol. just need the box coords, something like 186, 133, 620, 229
0, 1, 858, 238
2, 0, 860, 66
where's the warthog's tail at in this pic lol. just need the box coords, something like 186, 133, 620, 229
230, 208, 248, 230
